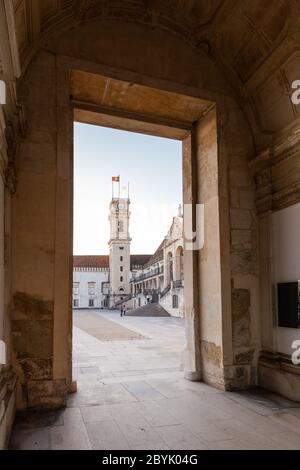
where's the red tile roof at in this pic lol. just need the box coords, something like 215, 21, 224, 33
73, 254, 152, 269
130, 254, 152, 267
73, 255, 109, 268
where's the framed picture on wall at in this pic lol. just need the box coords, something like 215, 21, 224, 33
277, 281, 300, 328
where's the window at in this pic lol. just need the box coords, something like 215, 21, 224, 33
73, 299, 79, 308
118, 220, 124, 232
120, 256, 123, 261
119, 246, 124, 250
172, 295, 178, 309
120, 276, 123, 282
73, 282, 79, 295
89, 299, 94, 307
88, 282, 96, 296
120, 266, 123, 272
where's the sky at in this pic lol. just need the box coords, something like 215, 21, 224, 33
73, 123, 182, 255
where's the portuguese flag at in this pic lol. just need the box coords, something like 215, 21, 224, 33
112, 176, 119, 182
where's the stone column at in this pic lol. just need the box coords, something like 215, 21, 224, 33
182, 130, 201, 381
11, 52, 72, 408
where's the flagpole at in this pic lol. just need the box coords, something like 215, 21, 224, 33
118, 174, 120, 200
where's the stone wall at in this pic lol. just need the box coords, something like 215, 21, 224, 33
73, 269, 109, 309
253, 143, 300, 400
159, 286, 184, 318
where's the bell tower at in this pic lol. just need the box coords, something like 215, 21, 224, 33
108, 197, 131, 306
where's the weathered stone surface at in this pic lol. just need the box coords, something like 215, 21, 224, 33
27, 379, 67, 409
234, 349, 254, 365
201, 341, 222, 368
239, 190, 255, 210
232, 289, 251, 348
19, 359, 52, 381
224, 365, 251, 390
11, 320, 53, 359
12, 292, 53, 321
230, 209, 253, 230
231, 251, 257, 274
231, 229, 253, 251
0, 367, 16, 449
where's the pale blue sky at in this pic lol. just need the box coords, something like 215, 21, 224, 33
73, 123, 182, 255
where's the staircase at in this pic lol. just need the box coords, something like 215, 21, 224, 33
126, 302, 170, 317
114, 294, 132, 307
159, 285, 171, 299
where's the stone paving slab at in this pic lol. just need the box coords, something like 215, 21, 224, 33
9, 309, 300, 450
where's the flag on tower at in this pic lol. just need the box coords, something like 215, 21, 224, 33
112, 176, 119, 182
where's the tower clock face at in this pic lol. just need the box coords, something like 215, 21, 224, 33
117, 202, 125, 210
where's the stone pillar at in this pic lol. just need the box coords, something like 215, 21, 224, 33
11, 52, 72, 409
52, 59, 73, 392
183, 104, 257, 390
182, 131, 201, 381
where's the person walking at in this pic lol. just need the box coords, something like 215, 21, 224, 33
120, 304, 123, 317
123, 304, 126, 316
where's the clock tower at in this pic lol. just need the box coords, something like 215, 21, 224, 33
108, 197, 131, 307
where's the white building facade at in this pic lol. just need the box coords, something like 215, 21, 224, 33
73, 257, 109, 309
131, 212, 184, 317
72, 197, 184, 317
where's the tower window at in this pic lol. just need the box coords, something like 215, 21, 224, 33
89, 299, 94, 307
120, 276, 123, 282
120, 266, 123, 272
119, 247, 124, 250
120, 256, 123, 261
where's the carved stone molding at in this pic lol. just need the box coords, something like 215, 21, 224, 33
259, 350, 300, 376
252, 129, 300, 214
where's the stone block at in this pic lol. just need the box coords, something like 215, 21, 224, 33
27, 379, 67, 409
233, 348, 254, 365
11, 320, 53, 359
12, 292, 53, 321
232, 289, 251, 347
224, 364, 251, 390
230, 208, 253, 230
19, 358, 52, 381
231, 251, 257, 274
231, 229, 253, 251
239, 190, 255, 209
201, 340, 222, 368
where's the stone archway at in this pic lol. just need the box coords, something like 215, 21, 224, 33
10, 17, 259, 410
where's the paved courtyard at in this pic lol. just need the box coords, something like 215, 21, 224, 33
10, 309, 300, 450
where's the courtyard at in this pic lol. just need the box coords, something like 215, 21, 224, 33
9, 310, 300, 450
